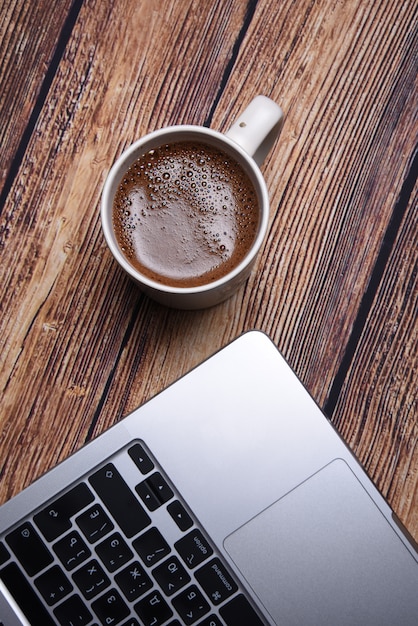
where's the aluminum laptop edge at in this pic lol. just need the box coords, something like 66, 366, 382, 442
1, 330, 417, 625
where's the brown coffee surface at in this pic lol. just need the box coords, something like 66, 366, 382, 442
112, 141, 259, 287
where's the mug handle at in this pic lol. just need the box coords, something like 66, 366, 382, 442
226, 95, 284, 166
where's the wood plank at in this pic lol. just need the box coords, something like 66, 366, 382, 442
0, 0, 75, 195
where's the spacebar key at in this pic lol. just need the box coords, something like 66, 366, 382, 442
89, 463, 151, 537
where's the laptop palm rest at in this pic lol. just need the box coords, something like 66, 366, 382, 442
224, 458, 418, 625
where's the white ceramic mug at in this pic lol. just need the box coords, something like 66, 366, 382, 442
101, 95, 283, 309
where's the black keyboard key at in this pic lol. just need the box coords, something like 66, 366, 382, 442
128, 443, 154, 474
34, 483, 94, 541
0, 562, 56, 626
219, 594, 266, 626
147, 472, 174, 503
73, 559, 110, 600
136, 472, 174, 511
90, 463, 151, 537
171, 585, 210, 624
54, 530, 91, 570
115, 560, 152, 601
134, 590, 173, 625
35, 564, 73, 605
96, 532, 133, 572
91, 588, 130, 625
133, 527, 170, 566
54, 594, 92, 626
167, 500, 193, 531
6, 521, 53, 576
195, 558, 237, 605
135, 480, 161, 511
152, 556, 190, 595
122, 620, 141, 626
76, 504, 114, 543
175, 529, 213, 569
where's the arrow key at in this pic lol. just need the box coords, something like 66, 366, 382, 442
167, 501, 193, 531
136, 472, 174, 511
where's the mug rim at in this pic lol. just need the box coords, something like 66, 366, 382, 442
101, 125, 269, 296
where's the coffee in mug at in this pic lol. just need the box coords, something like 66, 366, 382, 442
112, 141, 259, 288
101, 95, 284, 308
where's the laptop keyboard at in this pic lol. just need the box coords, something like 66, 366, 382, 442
0, 441, 265, 626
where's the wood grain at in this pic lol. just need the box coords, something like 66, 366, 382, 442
0, 0, 417, 542
0, 0, 76, 195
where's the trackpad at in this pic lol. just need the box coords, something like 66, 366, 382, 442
224, 459, 418, 625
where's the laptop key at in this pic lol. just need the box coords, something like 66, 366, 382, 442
167, 500, 193, 531
115, 560, 152, 601
90, 463, 151, 537
219, 594, 266, 626
72, 559, 110, 600
147, 472, 174, 503
128, 442, 155, 474
175, 529, 213, 569
91, 588, 130, 625
34, 564, 73, 605
135, 480, 161, 511
0, 562, 56, 626
133, 527, 170, 566
152, 555, 191, 595
34, 482, 94, 541
53, 530, 91, 570
54, 593, 92, 625
76, 504, 114, 543
195, 558, 237, 605
134, 589, 173, 625
96, 532, 133, 572
6, 521, 53, 576
171, 584, 210, 624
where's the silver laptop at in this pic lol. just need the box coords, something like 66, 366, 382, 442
1, 330, 417, 625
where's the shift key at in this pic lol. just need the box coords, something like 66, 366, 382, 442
89, 463, 151, 537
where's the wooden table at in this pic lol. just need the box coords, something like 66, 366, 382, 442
1, 0, 417, 543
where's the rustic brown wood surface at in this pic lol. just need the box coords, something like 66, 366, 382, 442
0, 0, 417, 547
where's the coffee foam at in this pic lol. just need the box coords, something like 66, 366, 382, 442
112, 141, 259, 287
